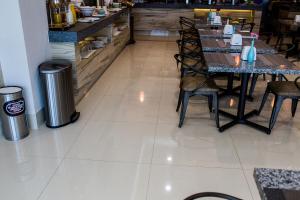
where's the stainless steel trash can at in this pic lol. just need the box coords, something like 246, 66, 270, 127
39, 60, 80, 128
0, 86, 29, 141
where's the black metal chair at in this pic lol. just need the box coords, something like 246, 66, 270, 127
248, 43, 296, 98
174, 54, 220, 129
257, 76, 300, 133
184, 192, 243, 200
240, 22, 255, 33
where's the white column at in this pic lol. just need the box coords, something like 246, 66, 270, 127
0, 0, 50, 129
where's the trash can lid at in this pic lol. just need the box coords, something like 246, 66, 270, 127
0, 86, 22, 94
39, 60, 72, 74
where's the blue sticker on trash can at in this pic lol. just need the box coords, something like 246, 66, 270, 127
3, 98, 25, 117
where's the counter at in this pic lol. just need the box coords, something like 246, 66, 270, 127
254, 168, 300, 200
49, 8, 130, 103
132, 3, 262, 40
134, 3, 262, 10
49, 8, 128, 42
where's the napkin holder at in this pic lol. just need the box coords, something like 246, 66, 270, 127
241, 46, 256, 61
230, 34, 242, 46
213, 16, 222, 24
223, 24, 233, 35
295, 15, 300, 23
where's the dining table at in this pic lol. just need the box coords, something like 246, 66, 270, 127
200, 38, 276, 54
198, 29, 255, 39
204, 52, 299, 134
200, 36, 277, 100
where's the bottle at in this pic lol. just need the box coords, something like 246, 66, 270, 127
60, 0, 68, 23
208, 9, 212, 20
247, 39, 255, 63
66, 3, 74, 25
69, 3, 77, 23
50, 0, 62, 25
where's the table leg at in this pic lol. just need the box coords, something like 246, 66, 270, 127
218, 73, 253, 101
218, 73, 271, 134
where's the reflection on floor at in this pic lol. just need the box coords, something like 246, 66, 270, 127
0, 41, 299, 200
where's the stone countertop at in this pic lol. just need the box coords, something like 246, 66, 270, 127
201, 38, 276, 54
49, 8, 128, 43
134, 3, 262, 10
254, 168, 300, 200
204, 53, 299, 74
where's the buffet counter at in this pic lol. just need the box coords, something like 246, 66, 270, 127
49, 8, 130, 103
134, 3, 262, 10
132, 3, 262, 40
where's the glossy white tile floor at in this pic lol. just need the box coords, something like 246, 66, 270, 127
1, 41, 300, 200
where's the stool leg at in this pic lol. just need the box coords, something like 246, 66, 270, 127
176, 88, 183, 112
249, 74, 259, 98
212, 93, 220, 128
291, 99, 298, 117
258, 86, 270, 115
179, 92, 190, 128
269, 96, 284, 130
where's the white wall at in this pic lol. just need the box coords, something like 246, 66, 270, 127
0, 0, 50, 129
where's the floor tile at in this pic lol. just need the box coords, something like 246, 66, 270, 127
39, 159, 150, 200
90, 95, 160, 123
147, 165, 253, 200
0, 154, 61, 200
244, 169, 261, 200
67, 121, 156, 163
0, 124, 83, 158
152, 123, 241, 168
229, 126, 300, 170
105, 77, 163, 97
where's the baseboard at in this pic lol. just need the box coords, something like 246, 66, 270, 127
26, 107, 45, 130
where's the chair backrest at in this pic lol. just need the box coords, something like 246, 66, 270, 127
179, 16, 195, 30
179, 16, 196, 32
240, 22, 255, 33
184, 192, 243, 200
295, 76, 300, 90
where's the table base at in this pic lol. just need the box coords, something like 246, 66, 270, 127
218, 73, 271, 134
218, 110, 271, 134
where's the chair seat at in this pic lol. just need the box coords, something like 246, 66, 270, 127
268, 81, 300, 97
182, 57, 207, 72
182, 44, 201, 55
181, 75, 219, 92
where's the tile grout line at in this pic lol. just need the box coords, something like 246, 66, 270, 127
145, 50, 166, 200
36, 158, 64, 200
228, 133, 256, 200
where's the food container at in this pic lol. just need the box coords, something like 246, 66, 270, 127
96, 36, 108, 44
79, 6, 96, 17
92, 40, 105, 49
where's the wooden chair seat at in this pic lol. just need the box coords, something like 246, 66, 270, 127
268, 81, 300, 97
181, 75, 219, 92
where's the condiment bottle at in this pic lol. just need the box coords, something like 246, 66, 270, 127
247, 39, 255, 63
66, 4, 74, 25
69, 3, 77, 23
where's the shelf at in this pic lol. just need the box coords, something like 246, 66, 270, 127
49, 8, 128, 43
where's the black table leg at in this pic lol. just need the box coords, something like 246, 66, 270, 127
218, 73, 271, 134
128, 8, 135, 45
218, 73, 253, 101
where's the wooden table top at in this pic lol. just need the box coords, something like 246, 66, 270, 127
201, 38, 276, 54
198, 29, 255, 39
